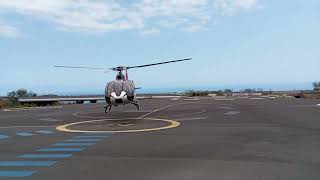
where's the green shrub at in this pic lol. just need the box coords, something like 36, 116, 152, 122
313, 82, 320, 91
184, 90, 209, 97
3, 89, 38, 108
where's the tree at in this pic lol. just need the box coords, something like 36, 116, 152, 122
6, 89, 37, 98
224, 89, 233, 93
5, 89, 37, 106
7, 91, 18, 105
313, 82, 320, 91
27, 91, 37, 97
243, 88, 256, 93
16, 89, 28, 97
7, 91, 17, 98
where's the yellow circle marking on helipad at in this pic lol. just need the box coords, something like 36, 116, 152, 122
56, 118, 180, 133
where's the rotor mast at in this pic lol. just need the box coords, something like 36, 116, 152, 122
115, 67, 126, 80
115, 67, 129, 80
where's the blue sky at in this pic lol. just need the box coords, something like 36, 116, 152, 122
0, 0, 319, 95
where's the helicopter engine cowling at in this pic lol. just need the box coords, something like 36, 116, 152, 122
105, 80, 136, 105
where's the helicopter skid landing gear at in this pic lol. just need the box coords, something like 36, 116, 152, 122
104, 105, 112, 114
132, 101, 140, 110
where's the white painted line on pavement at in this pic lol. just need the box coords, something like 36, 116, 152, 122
250, 98, 265, 100
3, 106, 63, 112
217, 107, 235, 110
214, 99, 235, 101
175, 117, 208, 121
138, 104, 175, 119
39, 118, 63, 122
16, 132, 34, 137
260, 96, 276, 99
183, 98, 199, 101
224, 111, 241, 115
171, 98, 180, 101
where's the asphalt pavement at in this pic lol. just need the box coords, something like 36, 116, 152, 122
0, 96, 320, 180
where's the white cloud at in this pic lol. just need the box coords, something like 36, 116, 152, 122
140, 28, 160, 36
214, 0, 258, 15
0, 0, 259, 35
0, 24, 21, 38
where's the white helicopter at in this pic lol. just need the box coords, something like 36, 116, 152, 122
54, 58, 191, 113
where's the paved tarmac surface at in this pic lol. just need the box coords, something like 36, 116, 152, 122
0, 96, 320, 180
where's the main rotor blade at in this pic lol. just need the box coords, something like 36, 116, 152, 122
104, 69, 114, 74
126, 58, 192, 69
53, 66, 113, 70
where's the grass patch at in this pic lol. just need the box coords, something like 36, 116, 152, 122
0, 99, 17, 109
301, 91, 320, 99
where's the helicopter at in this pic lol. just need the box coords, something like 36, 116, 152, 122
54, 58, 191, 113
